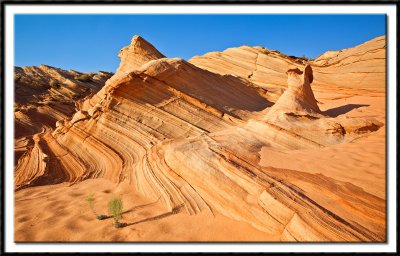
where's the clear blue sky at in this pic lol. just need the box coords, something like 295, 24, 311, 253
15, 14, 385, 72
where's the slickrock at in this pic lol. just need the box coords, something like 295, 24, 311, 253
189, 46, 305, 102
257, 64, 383, 147
312, 36, 386, 90
14, 35, 386, 242
190, 36, 386, 91
14, 65, 113, 164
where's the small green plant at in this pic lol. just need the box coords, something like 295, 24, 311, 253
86, 193, 97, 215
75, 74, 91, 82
108, 196, 124, 228
49, 80, 60, 89
300, 55, 314, 62
86, 193, 110, 220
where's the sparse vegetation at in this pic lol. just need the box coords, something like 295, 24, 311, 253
86, 193, 110, 220
300, 54, 315, 62
108, 196, 124, 228
49, 80, 60, 89
86, 193, 97, 215
74, 74, 91, 82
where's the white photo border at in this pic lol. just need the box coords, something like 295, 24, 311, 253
3, 3, 397, 253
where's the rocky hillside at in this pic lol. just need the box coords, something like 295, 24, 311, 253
14, 35, 386, 241
14, 65, 113, 163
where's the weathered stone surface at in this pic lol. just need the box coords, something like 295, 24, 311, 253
14, 65, 113, 164
312, 36, 386, 90
190, 36, 386, 91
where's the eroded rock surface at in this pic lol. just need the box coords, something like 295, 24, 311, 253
312, 36, 386, 90
14, 65, 113, 164
190, 36, 386, 91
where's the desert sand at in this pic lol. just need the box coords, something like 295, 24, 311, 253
14, 35, 386, 242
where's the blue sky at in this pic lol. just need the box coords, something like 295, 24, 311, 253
15, 14, 385, 72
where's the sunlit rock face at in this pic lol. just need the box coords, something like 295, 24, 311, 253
114, 35, 166, 77
14, 35, 386, 242
14, 65, 113, 165
190, 35, 385, 91
265, 65, 321, 118
312, 36, 386, 90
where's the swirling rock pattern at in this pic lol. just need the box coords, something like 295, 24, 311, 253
14, 65, 113, 164
14, 35, 386, 241
189, 36, 385, 91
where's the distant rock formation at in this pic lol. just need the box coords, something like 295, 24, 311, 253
14, 65, 113, 164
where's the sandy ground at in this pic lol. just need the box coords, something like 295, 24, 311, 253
14, 179, 274, 242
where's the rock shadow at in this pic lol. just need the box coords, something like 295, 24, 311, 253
124, 204, 184, 227
324, 104, 369, 118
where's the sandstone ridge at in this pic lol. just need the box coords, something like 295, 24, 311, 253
190, 36, 386, 91
14, 65, 112, 165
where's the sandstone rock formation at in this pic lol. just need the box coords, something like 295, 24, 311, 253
109, 35, 165, 83
14, 65, 113, 164
257, 64, 383, 147
190, 35, 386, 91
14, 35, 386, 242
265, 65, 321, 118
312, 36, 386, 90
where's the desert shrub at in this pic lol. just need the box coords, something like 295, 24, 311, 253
108, 196, 124, 228
300, 55, 314, 62
49, 80, 60, 89
280, 53, 288, 58
75, 74, 91, 82
86, 193, 110, 220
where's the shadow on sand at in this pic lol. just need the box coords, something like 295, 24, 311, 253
96, 197, 162, 222
324, 104, 369, 117
124, 204, 184, 227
